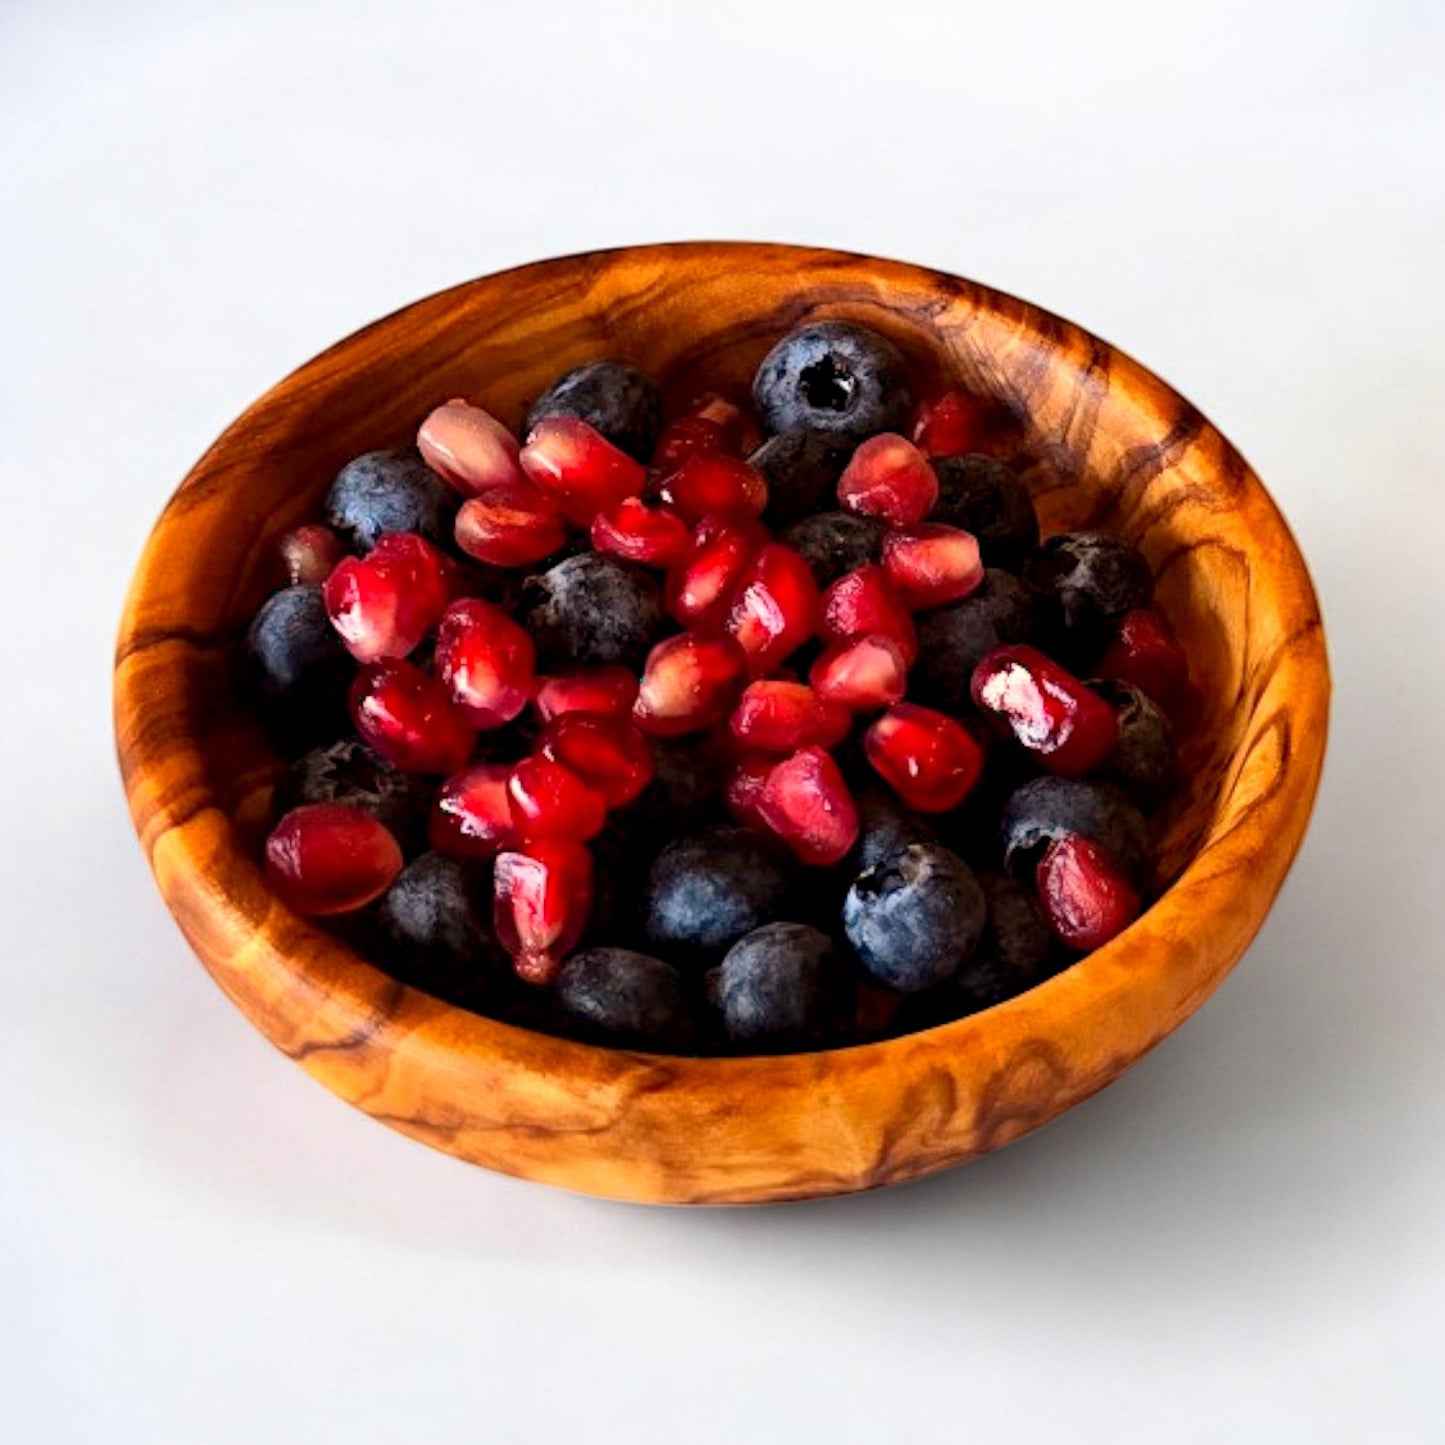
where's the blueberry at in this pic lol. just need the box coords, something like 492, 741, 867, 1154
520, 553, 666, 671
275, 737, 434, 855
898, 874, 1055, 1028
1025, 531, 1153, 646
749, 430, 855, 527
855, 786, 933, 872
623, 734, 728, 841
709, 923, 850, 1050
377, 852, 508, 1004
999, 776, 1151, 886
930, 454, 1039, 571
911, 569, 1040, 711
556, 948, 695, 1052
245, 584, 351, 748
325, 448, 456, 552
524, 360, 662, 462
780, 510, 886, 588
752, 321, 913, 443
842, 843, 987, 993
1091, 678, 1175, 812
644, 826, 795, 964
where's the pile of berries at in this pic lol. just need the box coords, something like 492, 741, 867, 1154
246, 321, 1188, 1054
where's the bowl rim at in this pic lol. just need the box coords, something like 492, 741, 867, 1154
114, 240, 1331, 1203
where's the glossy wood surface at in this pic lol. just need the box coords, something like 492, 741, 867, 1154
114, 242, 1329, 1204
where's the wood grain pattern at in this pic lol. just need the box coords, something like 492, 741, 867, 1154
114, 242, 1330, 1204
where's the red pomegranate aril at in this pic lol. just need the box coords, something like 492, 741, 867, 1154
837, 433, 938, 526
664, 512, 767, 629
455, 481, 568, 567
507, 754, 609, 843
757, 746, 860, 867
880, 523, 985, 610
863, 702, 986, 814
658, 453, 769, 524
350, 658, 477, 774
417, 398, 524, 496
810, 633, 909, 711
434, 597, 536, 729
724, 542, 820, 677
728, 680, 851, 755
820, 564, 918, 664
971, 644, 1119, 775
1097, 608, 1189, 704
652, 415, 729, 472
539, 713, 655, 808
493, 842, 594, 985
532, 665, 638, 723
323, 532, 453, 662
911, 390, 994, 459
724, 753, 775, 830
1036, 833, 1141, 951
590, 497, 692, 567
280, 524, 346, 586
430, 763, 515, 859
264, 803, 403, 917
633, 630, 749, 738
688, 392, 758, 454
520, 416, 647, 526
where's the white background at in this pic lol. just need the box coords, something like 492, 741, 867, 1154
3, 2, 1443, 1441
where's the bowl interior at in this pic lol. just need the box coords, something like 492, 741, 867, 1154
116, 242, 1328, 1203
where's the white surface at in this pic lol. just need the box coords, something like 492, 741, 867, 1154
3, 1, 1443, 1440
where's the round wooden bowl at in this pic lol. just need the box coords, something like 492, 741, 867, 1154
115, 242, 1329, 1205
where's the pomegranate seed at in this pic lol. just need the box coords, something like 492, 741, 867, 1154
880, 523, 985, 610
493, 842, 594, 985
540, 713, 655, 808
820, 564, 918, 664
350, 658, 477, 774
507, 754, 608, 842
757, 746, 860, 866
455, 481, 568, 567
658, 453, 769, 523
652, 415, 729, 472
724, 753, 775, 829
1036, 833, 1141, 951
279, 524, 346, 586
633, 630, 749, 738
591, 497, 692, 567
971, 644, 1119, 775
664, 511, 767, 629
1097, 608, 1189, 704
264, 802, 403, 916
911, 390, 993, 458
724, 542, 820, 677
417, 398, 524, 497
863, 702, 986, 813
809, 633, 909, 711
430, 763, 516, 859
520, 416, 647, 526
688, 392, 757, 453
729, 680, 851, 754
434, 597, 536, 729
323, 532, 453, 662
532, 665, 639, 723
837, 433, 938, 526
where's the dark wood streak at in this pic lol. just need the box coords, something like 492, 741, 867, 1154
114, 241, 1331, 1205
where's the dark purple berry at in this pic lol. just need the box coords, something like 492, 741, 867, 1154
854, 786, 934, 872
780, 509, 886, 587
1025, 530, 1153, 646
557, 947, 694, 1051
245, 584, 351, 748
1093, 678, 1175, 811
930, 454, 1039, 571
912, 569, 1040, 711
750, 431, 854, 527
325, 449, 456, 552
520, 553, 666, 672
842, 843, 986, 993
752, 322, 912, 443
709, 923, 851, 1050
524, 360, 662, 463
999, 776, 1151, 887
275, 736, 434, 855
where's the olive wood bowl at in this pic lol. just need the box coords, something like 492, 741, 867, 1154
115, 242, 1329, 1205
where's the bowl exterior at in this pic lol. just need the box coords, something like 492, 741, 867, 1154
115, 242, 1329, 1204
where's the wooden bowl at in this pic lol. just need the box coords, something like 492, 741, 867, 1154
115, 242, 1329, 1205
